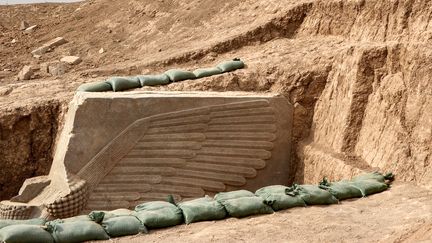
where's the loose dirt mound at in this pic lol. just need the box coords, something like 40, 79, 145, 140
0, 0, 431, 241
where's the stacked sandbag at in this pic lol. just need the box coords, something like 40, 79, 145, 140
178, 196, 227, 224
318, 178, 364, 200
215, 190, 274, 218
61, 214, 93, 223
255, 185, 306, 211
287, 184, 339, 205
106, 76, 141, 92
164, 69, 196, 82
133, 201, 183, 229
46, 219, 110, 243
77, 81, 112, 92
2, 173, 393, 242
193, 67, 222, 78
0, 218, 46, 229
76, 58, 246, 92
319, 172, 394, 199
350, 172, 393, 196
216, 58, 245, 72
0, 224, 54, 243
96, 209, 147, 238
137, 74, 170, 86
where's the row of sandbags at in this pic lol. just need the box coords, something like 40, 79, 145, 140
77, 59, 245, 92
0, 172, 393, 243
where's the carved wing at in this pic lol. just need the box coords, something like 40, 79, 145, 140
78, 100, 277, 210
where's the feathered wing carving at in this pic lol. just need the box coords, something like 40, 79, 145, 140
78, 100, 277, 210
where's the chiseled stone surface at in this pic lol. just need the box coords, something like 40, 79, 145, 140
1, 91, 293, 218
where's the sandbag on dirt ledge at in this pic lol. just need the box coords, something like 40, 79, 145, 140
179, 196, 227, 224
255, 185, 306, 211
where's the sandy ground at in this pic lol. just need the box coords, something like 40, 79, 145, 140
92, 182, 432, 243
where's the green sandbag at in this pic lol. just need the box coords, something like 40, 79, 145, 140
89, 211, 106, 223
0, 218, 45, 229
106, 208, 135, 217
221, 196, 274, 218
255, 185, 289, 196
0, 225, 54, 243
352, 172, 394, 183
61, 215, 92, 223
178, 196, 227, 224
164, 69, 196, 82
351, 179, 388, 196
135, 201, 175, 212
133, 201, 183, 229
137, 74, 170, 86
90, 209, 134, 222
102, 215, 147, 237
290, 185, 339, 205
258, 193, 306, 211
106, 76, 141, 92
319, 178, 364, 200
76, 81, 112, 92
216, 58, 245, 72
214, 190, 255, 203
256, 185, 306, 211
193, 67, 222, 78
47, 220, 110, 243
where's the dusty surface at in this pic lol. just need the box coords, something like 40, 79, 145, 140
90, 183, 432, 243
0, 0, 431, 241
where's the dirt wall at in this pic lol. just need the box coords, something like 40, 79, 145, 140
0, 101, 67, 200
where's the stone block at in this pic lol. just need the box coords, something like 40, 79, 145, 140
17, 65, 33, 80
24, 25, 38, 33
20, 21, 29, 30
60, 56, 82, 65
31, 37, 67, 56
48, 62, 67, 76
1, 91, 293, 219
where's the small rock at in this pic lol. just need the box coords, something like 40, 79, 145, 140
46, 37, 67, 48
31, 37, 67, 56
32, 46, 49, 56
0, 87, 13, 96
294, 102, 308, 116
91, 74, 98, 78
60, 56, 82, 65
3, 69, 11, 72
24, 25, 38, 33
20, 21, 29, 30
48, 62, 67, 76
40, 63, 50, 73
17, 65, 33, 80
11, 39, 16, 44
99, 48, 105, 54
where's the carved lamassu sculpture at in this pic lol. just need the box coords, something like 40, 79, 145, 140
1, 92, 293, 219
